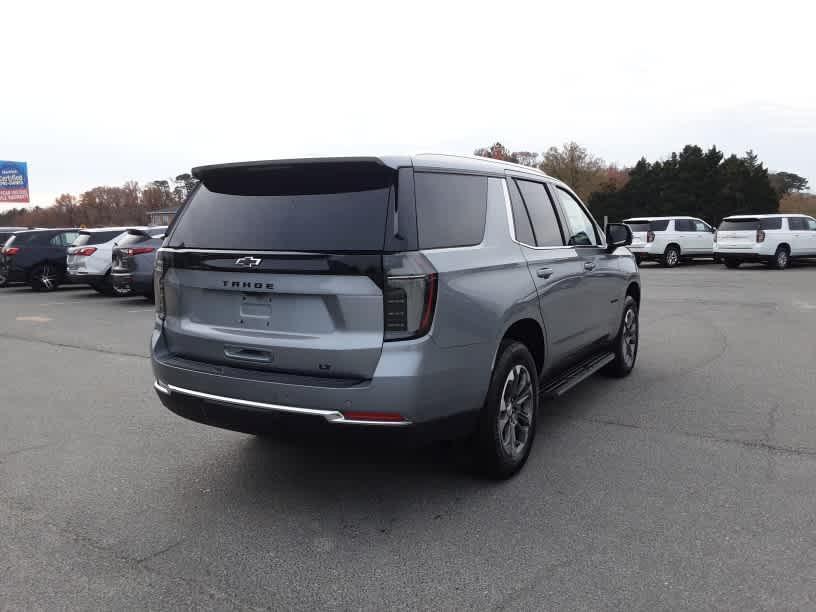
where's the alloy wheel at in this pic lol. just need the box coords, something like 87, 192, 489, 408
38, 264, 56, 290
622, 307, 638, 368
497, 364, 534, 457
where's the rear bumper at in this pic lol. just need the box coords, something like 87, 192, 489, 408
112, 272, 152, 295
67, 271, 106, 285
627, 244, 658, 258
717, 253, 774, 263
151, 329, 491, 440
154, 380, 475, 444
714, 243, 772, 256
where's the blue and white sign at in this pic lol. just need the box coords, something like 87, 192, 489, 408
0, 161, 30, 203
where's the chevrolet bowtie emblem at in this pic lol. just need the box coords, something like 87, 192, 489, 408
235, 256, 262, 267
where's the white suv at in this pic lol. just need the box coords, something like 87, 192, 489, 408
715, 214, 816, 269
66, 227, 147, 294
624, 217, 715, 267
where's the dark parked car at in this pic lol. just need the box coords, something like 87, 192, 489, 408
111, 227, 167, 298
0, 228, 80, 291
151, 155, 640, 478
0, 228, 30, 286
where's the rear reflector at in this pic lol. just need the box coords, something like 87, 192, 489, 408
75, 247, 97, 257
342, 411, 407, 423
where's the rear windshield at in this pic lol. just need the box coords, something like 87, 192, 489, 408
73, 230, 124, 246
168, 167, 394, 252
625, 220, 670, 232
719, 218, 781, 231
4, 233, 40, 247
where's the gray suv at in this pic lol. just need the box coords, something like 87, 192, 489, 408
151, 155, 640, 478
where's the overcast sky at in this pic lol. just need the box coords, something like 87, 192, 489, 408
4, 0, 815, 206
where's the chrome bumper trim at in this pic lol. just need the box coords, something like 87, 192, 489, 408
153, 380, 411, 426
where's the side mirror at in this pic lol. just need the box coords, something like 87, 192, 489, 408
606, 223, 632, 252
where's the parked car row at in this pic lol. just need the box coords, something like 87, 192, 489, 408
623, 214, 816, 269
0, 226, 166, 294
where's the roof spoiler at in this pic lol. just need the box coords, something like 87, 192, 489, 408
192, 157, 387, 181
192, 158, 395, 196
126, 228, 153, 237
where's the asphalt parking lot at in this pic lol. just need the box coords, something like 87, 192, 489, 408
2, 263, 816, 610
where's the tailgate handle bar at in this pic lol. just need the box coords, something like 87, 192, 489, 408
224, 346, 272, 363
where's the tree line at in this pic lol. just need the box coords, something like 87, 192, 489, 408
475, 142, 811, 225
0, 174, 199, 228
2, 148, 812, 229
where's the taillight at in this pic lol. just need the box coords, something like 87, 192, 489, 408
75, 247, 97, 257
125, 247, 155, 256
646, 231, 655, 243
154, 251, 168, 321
383, 252, 438, 341
2, 247, 20, 256
756, 229, 766, 243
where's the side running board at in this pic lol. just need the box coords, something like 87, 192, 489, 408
540, 352, 615, 398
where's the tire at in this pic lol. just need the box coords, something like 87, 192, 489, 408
724, 258, 741, 269
473, 340, 539, 479
603, 295, 639, 378
29, 263, 60, 292
662, 245, 680, 268
771, 246, 790, 270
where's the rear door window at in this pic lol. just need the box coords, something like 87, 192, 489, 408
168, 168, 395, 252
787, 217, 807, 230
50, 233, 68, 247
515, 180, 564, 247
674, 219, 695, 232
506, 179, 536, 246
553, 187, 599, 246
415, 172, 487, 249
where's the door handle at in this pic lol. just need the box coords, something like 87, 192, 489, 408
584, 261, 596, 271
536, 267, 554, 279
